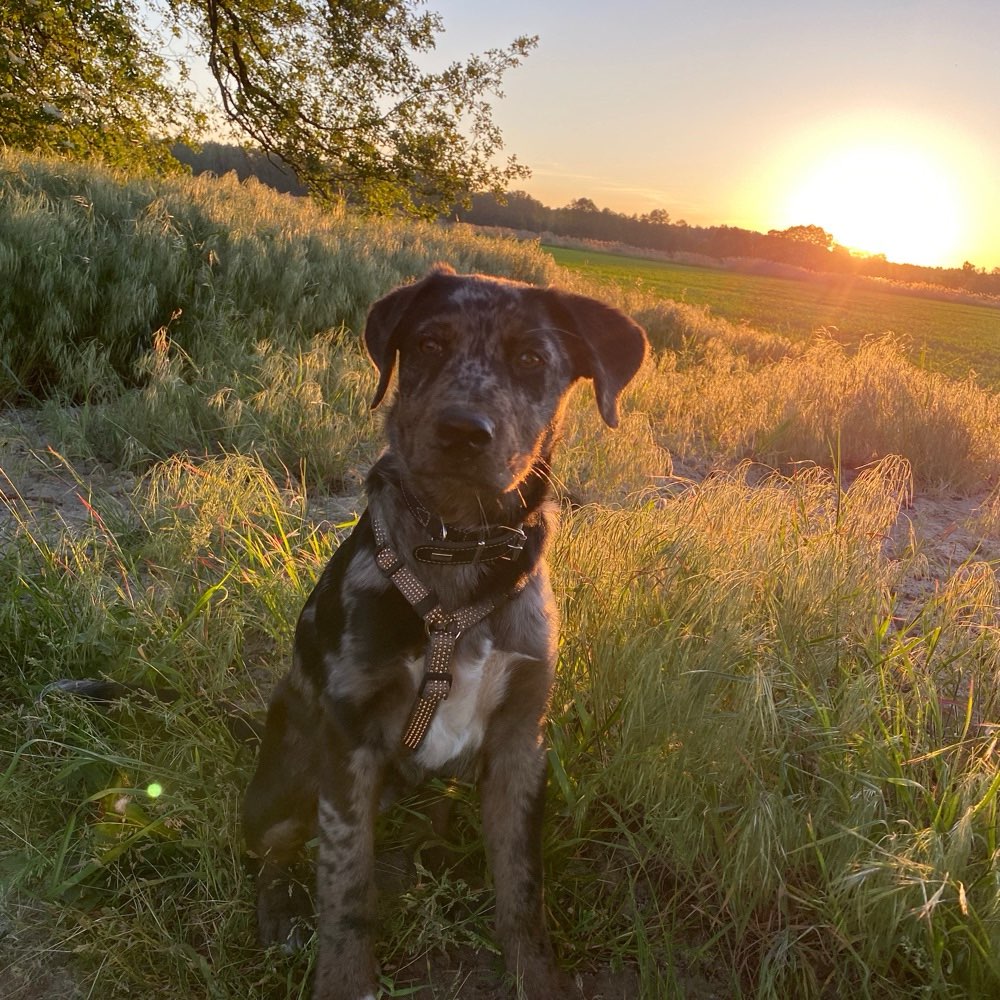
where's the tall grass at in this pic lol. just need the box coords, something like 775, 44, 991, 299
43, 329, 380, 491
6, 153, 1000, 495
0, 152, 554, 403
4, 454, 1000, 997
0, 456, 328, 998
5, 154, 1000, 998
622, 334, 1000, 492
549, 458, 1000, 997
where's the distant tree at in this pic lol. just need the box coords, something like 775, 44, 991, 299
565, 197, 600, 213
768, 224, 835, 250
641, 208, 671, 225
172, 141, 308, 196
457, 189, 1000, 294
0, 1, 203, 170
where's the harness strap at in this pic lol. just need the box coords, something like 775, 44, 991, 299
370, 506, 515, 752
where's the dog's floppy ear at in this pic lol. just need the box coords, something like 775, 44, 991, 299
364, 265, 456, 408
545, 290, 649, 427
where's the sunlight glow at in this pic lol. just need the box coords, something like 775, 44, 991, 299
785, 143, 962, 266
755, 112, 979, 268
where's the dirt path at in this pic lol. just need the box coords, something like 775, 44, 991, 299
885, 489, 1000, 616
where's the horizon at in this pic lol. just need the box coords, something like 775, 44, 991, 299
424, 0, 1000, 273
461, 185, 980, 273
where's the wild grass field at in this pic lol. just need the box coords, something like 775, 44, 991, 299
3, 152, 1000, 999
545, 245, 1000, 387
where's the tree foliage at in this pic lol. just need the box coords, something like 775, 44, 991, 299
0, 0, 535, 215
768, 224, 835, 250
175, 0, 535, 215
0, 0, 203, 171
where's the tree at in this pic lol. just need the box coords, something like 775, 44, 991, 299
1, 1, 535, 216
0, 0, 203, 170
768, 224, 835, 250
172, 140, 308, 195
641, 208, 670, 226
172, 0, 535, 215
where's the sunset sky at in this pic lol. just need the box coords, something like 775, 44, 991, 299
428, 0, 1000, 270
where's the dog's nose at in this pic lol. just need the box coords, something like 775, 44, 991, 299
435, 407, 495, 451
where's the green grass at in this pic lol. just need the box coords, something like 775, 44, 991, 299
546, 245, 1000, 386
0, 152, 555, 405
4, 153, 1000, 999
6, 453, 1000, 998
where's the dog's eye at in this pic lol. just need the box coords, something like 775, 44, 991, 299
515, 349, 545, 370
419, 335, 446, 356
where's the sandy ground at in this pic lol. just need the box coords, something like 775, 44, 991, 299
4, 412, 998, 589
889, 489, 1000, 604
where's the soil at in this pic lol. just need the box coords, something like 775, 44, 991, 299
885, 489, 1000, 609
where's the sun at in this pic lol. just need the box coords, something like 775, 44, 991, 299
754, 112, 974, 269
784, 142, 963, 266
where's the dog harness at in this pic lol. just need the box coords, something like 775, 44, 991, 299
370, 504, 528, 752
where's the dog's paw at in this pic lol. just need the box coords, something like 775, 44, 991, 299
516, 969, 578, 1000
256, 876, 313, 954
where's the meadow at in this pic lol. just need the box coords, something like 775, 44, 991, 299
545, 245, 1000, 387
3, 152, 1000, 999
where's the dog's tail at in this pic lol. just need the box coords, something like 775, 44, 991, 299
38, 678, 265, 746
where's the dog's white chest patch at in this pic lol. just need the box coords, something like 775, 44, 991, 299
407, 639, 514, 770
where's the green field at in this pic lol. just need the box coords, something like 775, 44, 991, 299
546, 244, 1000, 386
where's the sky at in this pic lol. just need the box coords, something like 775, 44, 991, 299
421, 0, 1000, 270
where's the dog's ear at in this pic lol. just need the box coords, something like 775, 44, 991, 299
364, 265, 456, 408
545, 290, 649, 427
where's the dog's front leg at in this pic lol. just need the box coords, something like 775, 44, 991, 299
313, 720, 384, 1000
480, 738, 564, 1000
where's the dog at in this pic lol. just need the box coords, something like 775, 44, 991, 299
242, 265, 648, 1000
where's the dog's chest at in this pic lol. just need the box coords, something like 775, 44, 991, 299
405, 638, 515, 770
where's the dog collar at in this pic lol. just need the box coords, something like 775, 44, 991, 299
400, 479, 527, 565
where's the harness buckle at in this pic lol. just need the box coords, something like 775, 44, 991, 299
425, 614, 464, 640
505, 526, 527, 554
419, 671, 453, 700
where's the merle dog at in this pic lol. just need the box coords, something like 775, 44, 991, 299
243, 265, 648, 999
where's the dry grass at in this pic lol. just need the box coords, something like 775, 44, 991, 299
629, 334, 1000, 492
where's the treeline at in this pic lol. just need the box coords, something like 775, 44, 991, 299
457, 191, 1000, 297
171, 145, 1000, 296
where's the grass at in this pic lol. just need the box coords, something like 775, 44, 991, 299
546, 245, 1000, 387
3, 153, 1000, 998
0, 152, 554, 404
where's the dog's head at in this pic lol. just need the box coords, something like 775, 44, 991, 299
364, 266, 648, 518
